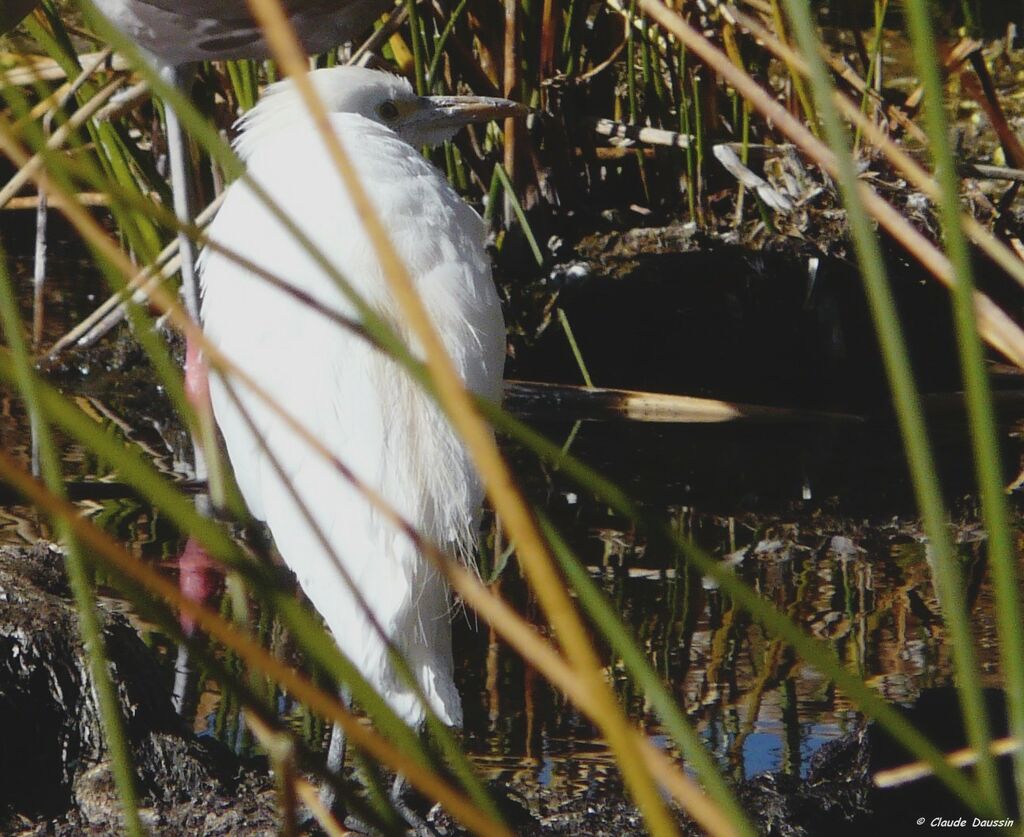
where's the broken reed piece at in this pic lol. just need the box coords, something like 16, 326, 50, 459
503, 380, 864, 424
3, 193, 109, 208
873, 735, 1021, 789
590, 118, 796, 211
0, 49, 133, 87
590, 116, 789, 156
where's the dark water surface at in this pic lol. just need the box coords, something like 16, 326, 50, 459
0, 216, 1021, 795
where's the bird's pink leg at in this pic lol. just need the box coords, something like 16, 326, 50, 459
174, 335, 217, 715
172, 535, 222, 715
177, 535, 221, 638
184, 331, 211, 422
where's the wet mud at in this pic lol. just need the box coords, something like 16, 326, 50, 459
0, 543, 278, 836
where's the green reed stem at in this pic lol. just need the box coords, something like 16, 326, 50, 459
556, 307, 593, 387
226, 59, 260, 113
678, 45, 697, 221
627, 0, 639, 123
769, 0, 818, 136
854, 0, 888, 151
426, 0, 469, 89
903, 0, 1024, 813
691, 71, 705, 218
406, 0, 427, 95
783, 0, 1001, 816
494, 162, 543, 264
540, 515, 756, 837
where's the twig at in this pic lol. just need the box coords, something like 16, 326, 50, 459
874, 735, 1022, 788
958, 162, 1024, 183
348, 2, 410, 66
3, 193, 109, 208
590, 116, 788, 153
42, 190, 226, 360
712, 144, 793, 212
0, 75, 127, 210
0, 50, 131, 86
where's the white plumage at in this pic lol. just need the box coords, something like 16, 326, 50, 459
199, 67, 512, 729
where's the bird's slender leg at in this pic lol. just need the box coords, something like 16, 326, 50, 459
29, 174, 44, 478
32, 183, 47, 353
162, 63, 201, 324
321, 686, 351, 817
170, 642, 192, 716
29, 177, 45, 476
322, 691, 438, 835
389, 773, 442, 836
162, 63, 209, 491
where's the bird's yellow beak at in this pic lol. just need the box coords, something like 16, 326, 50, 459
422, 95, 529, 126
397, 94, 527, 146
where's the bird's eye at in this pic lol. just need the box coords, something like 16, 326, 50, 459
377, 100, 399, 120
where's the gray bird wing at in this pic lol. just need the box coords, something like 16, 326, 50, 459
91, 0, 391, 64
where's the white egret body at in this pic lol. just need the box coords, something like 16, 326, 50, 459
200, 67, 516, 727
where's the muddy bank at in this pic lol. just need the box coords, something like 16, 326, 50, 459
0, 543, 278, 836
507, 222, 1024, 414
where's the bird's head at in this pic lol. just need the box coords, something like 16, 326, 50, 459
240, 66, 526, 151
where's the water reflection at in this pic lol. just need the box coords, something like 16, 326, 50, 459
0, 216, 1020, 795
0, 369, 1018, 791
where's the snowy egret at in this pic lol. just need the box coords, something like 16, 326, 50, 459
198, 65, 520, 791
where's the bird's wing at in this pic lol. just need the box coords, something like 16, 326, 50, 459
91, 0, 391, 64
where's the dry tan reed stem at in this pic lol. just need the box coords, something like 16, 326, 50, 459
0, 50, 132, 87
874, 735, 1022, 788
0, 75, 126, 209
